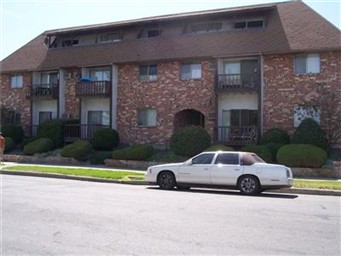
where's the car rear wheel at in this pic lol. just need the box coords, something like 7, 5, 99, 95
238, 175, 260, 195
157, 171, 176, 190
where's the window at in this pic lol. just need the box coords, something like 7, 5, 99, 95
234, 20, 263, 29
138, 109, 157, 126
294, 54, 320, 74
88, 111, 110, 126
230, 110, 258, 126
192, 153, 215, 165
41, 73, 58, 84
99, 33, 121, 43
147, 30, 160, 38
215, 153, 239, 165
39, 112, 52, 124
138, 28, 161, 39
293, 106, 320, 127
181, 64, 202, 80
62, 39, 79, 47
89, 69, 111, 81
10, 75, 23, 88
139, 65, 157, 81
191, 22, 222, 33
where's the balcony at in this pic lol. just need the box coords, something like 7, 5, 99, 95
76, 80, 111, 97
216, 126, 258, 145
63, 124, 110, 143
216, 73, 260, 92
27, 83, 59, 100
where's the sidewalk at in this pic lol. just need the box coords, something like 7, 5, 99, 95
1, 161, 340, 197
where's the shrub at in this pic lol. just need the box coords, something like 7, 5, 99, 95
292, 118, 328, 151
263, 143, 284, 163
23, 138, 54, 156
21, 137, 37, 150
4, 137, 15, 153
61, 140, 93, 161
112, 144, 154, 161
37, 119, 64, 148
241, 145, 273, 163
277, 144, 327, 168
170, 126, 211, 157
204, 144, 234, 152
1, 125, 24, 144
91, 128, 119, 151
260, 128, 290, 145
89, 151, 113, 165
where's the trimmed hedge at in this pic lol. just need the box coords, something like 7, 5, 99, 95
91, 128, 119, 151
277, 144, 327, 168
112, 144, 154, 161
260, 128, 290, 145
61, 140, 93, 161
170, 126, 211, 157
263, 143, 284, 163
241, 145, 273, 163
1, 125, 24, 144
292, 118, 328, 151
89, 151, 113, 164
4, 137, 15, 153
23, 138, 54, 156
37, 119, 64, 148
204, 144, 234, 152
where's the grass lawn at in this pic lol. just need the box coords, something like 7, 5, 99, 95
293, 180, 341, 190
3, 165, 145, 181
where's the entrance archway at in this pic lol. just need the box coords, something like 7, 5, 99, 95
174, 109, 205, 131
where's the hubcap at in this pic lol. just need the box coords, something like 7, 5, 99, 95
241, 178, 256, 193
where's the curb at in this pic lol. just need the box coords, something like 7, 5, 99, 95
1, 170, 340, 197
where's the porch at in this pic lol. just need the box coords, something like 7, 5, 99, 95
215, 126, 258, 145
27, 83, 59, 100
76, 80, 111, 97
215, 73, 260, 92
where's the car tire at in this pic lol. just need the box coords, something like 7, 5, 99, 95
157, 171, 176, 190
238, 175, 260, 195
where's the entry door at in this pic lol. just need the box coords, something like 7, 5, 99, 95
210, 153, 242, 186
177, 153, 215, 184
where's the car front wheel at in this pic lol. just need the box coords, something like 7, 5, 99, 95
157, 171, 176, 190
238, 175, 260, 195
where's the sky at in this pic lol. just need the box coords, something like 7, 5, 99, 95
0, 0, 340, 61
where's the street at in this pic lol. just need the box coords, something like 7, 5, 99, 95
1, 175, 340, 256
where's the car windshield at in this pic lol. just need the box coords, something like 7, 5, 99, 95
241, 153, 266, 165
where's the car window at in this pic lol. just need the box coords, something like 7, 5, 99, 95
215, 153, 239, 165
192, 153, 215, 165
241, 153, 265, 165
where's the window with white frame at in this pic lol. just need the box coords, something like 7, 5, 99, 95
139, 65, 157, 81
294, 54, 320, 74
88, 111, 110, 126
137, 109, 157, 126
180, 64, 202, 80
10, 74, 23, 89
293, 106, 320, 127
39, 111, 52, 124
89, 68, 111, 81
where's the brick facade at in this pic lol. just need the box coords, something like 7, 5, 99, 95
263, 51, 341, 144
0, 73, 32, 127
64, 68, 81, 119
117, 60, 216, 144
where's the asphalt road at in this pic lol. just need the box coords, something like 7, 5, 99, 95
1, 175, 340, 256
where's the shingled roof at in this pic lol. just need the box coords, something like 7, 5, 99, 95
1, 1, 340, 73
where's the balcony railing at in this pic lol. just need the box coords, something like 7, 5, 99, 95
76, 80, 111, 97
216, 73, 260, 92
64, 124, 110, 143
27, 83, 59, 99
216, 126, 258, 145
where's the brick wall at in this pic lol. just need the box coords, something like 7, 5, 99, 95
0, 73, 32, 127
64, 68, 80, 118
117, 60, 216, 145
263, 51, 341, 145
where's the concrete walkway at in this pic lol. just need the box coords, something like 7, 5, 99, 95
1, 161, 340, 197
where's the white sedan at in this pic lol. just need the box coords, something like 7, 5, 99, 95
145, 151, 293, 195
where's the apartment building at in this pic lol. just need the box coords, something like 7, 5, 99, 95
1, 1, 340, 147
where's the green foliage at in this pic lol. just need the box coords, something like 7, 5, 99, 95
263, 143, 284, 163
89, 151, 113, 165
37, 119, 64, 148
170, 126, 211, 157
1, 124, 24, 144
277, 144, 327, 168
4, 137, 15, 153
204, 144, 234, 152
23, 138, 54, 156
260, 128, 290, 145
112, 144, 154, 161
21, 137, 37, 150
91, 128, 119, 151
292, 118, 328, 150
61, 140, 93, 161
241, 145, 273, 163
